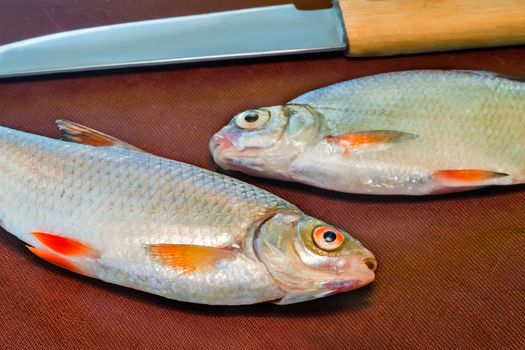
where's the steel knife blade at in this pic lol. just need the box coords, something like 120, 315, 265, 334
0, 4, 345, 78
1, 0, 524, 79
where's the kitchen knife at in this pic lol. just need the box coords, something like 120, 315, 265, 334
1, 0, 524, 78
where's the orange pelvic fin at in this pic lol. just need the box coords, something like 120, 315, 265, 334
32, 232, 100, 258
432, 169, 509, 184
27, 246, 93, 277
147, 244, 237, 274
55, 119, 143, 152
325, 130, 416, 155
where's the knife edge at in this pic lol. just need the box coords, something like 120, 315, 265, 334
0, 4, 346, 78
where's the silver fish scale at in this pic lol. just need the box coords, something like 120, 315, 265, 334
0, 126, 298, 304
0, 127, 297, 249
292, 70, 524, 177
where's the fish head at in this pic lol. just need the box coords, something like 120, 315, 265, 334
254, 211, 376, 304
210, 104, 322, 180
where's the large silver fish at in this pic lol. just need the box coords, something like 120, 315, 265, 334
210, 70, 525, 195
0, 121, 376, 305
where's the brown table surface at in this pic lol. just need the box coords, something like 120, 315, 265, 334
1, 1, 524, 349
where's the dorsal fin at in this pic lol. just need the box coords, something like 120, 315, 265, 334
55, 119, 144, 152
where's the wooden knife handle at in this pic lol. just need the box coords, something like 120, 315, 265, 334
337, 0, 525, 56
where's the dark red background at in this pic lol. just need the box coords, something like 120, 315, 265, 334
0, 1, 524, 349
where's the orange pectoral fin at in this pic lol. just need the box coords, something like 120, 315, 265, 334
433, 170, 509, 185
27, 246, 91, 277
32, 232, 100, 258
325, 130, 416, 154
146, 244, 237, 274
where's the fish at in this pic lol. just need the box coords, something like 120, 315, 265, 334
210, 70, 525, 195
0, 121, 376, 305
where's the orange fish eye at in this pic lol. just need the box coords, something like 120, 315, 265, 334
313, 226, 345, 251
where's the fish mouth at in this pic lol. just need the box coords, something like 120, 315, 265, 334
209, 134, 235, 170
210, 133, 267, 171
320, 256, 377, 294
210, 133, 265, 154
209, 133, 233, 152
321, 279, 365, 293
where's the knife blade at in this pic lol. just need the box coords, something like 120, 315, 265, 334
1, 0, 525, 79
0, 4, 345, 78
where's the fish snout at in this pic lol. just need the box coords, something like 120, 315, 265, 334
210, 133, 233, 151
322, 253, 377, 293
362, 256, 377, 272
351, 252, 377, 287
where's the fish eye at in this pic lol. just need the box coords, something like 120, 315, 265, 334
235, 109, 271, 130
313, 226, 345, 251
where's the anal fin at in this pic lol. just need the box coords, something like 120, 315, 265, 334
27, 246, 95, 277
32, 232, 100, 258
56, 119, 144, 152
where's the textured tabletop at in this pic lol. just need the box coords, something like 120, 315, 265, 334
0, 1, 524, 349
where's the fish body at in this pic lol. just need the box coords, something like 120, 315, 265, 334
210, 70, 525, 195
0, 122, 375, 305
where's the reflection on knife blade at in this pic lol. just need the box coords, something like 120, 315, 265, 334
0, 4, 345, 78
1, 0, 525, 79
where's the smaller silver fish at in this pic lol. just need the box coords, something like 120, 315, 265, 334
210, 70, 525, 195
